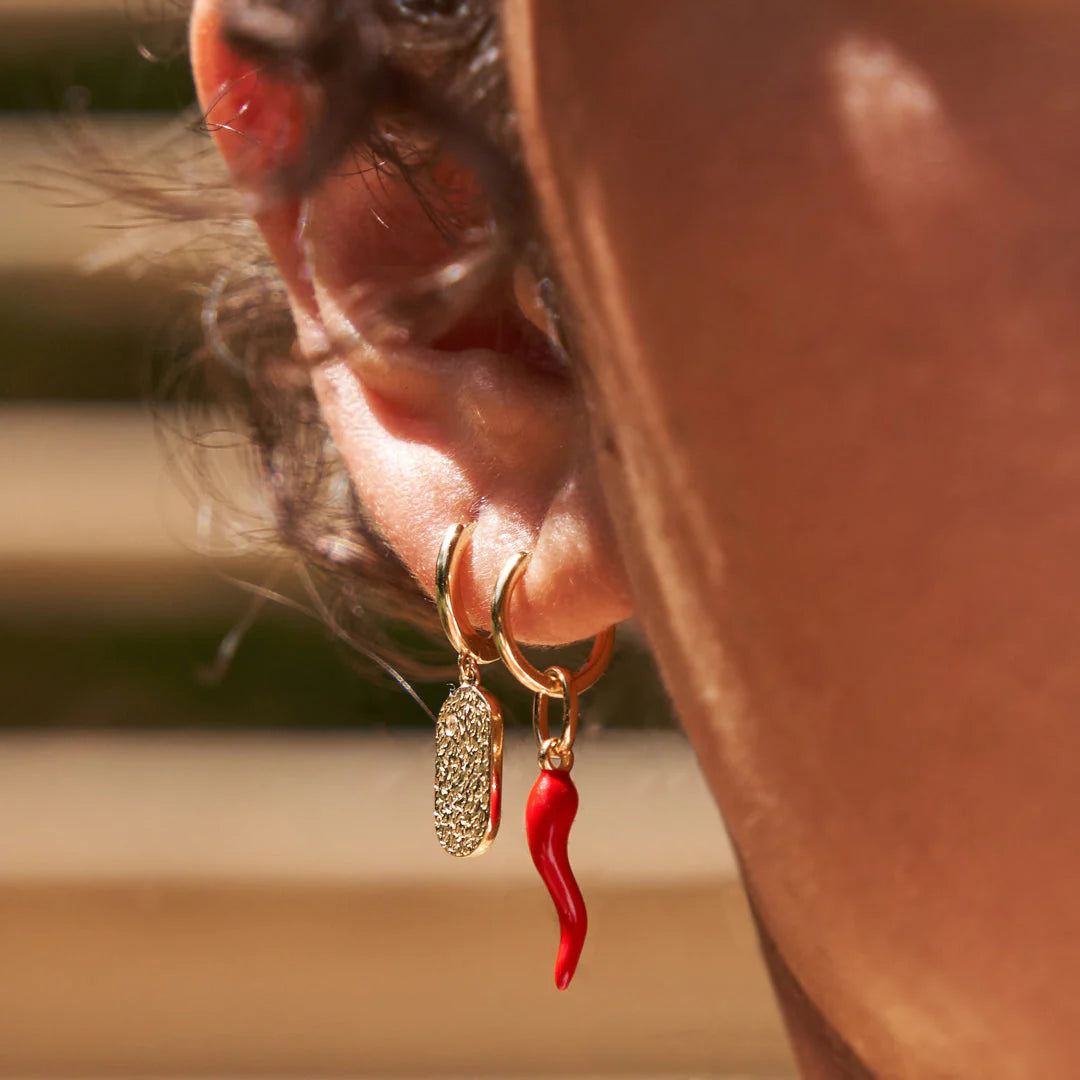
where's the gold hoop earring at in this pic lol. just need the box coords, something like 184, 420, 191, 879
432, 523, 503, 858
491, 550, 615, 697
491, 548, 615, 989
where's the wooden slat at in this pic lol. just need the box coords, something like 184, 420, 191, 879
0, 731, 794, 1077
0, 117, 209, 275
0, 0, 124, 14
0, 404, 208, 561
0, 731, 738, 884
0, 404, 260, 614
0, 880, 794, 1078
0, 4, 167, 59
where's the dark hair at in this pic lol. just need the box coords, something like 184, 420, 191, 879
139, 0, 560, 683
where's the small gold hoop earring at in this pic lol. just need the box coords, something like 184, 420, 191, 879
435, 522, 499, 668
491, 550, 615, 697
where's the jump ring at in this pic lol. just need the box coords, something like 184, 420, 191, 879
533, 665, 579, 755
538, 737, 575, 773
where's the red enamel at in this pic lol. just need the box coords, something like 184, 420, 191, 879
525, 768, 587, 990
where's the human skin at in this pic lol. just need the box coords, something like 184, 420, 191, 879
192, 2, 1080, 1076
190, 0, 633, 646
501, 3, 1080, 1076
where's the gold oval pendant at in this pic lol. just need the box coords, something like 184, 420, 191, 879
434, 683, 504, 857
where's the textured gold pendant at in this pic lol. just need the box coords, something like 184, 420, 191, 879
434, 682, 503, 857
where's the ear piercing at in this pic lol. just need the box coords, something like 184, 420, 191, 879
491, 550, 614, 696
434, 524, 614, 990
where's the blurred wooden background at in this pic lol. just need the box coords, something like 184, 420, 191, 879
0, 2, 796, 1076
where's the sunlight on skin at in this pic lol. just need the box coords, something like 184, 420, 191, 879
828, 33, 979, 239
575, 171, 762, 791
190, 0, 632, 646
503, 2, 1080, 1076
192, 0, 1080, 1072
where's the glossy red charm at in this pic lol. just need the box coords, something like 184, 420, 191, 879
526, 767, 587, 990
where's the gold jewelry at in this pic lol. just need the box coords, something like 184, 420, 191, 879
432, 523, 503, 858
533, 663, 578, 772
491, 550, 614, 989
491, 550, 615, 697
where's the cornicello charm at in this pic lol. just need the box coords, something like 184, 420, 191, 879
491, 549, 615, 990
433, 524, 503, 858
528, 665, 587, 990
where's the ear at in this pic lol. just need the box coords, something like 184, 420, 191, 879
189, 0, 631, 645
189, 3, 313, 310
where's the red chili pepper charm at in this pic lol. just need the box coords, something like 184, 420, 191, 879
526, 767, 587, 990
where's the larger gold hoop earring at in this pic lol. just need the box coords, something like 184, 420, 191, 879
432, 523, 503, 858
491, 550, 615, 697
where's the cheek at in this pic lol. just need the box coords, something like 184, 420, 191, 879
507, 1, 1080, 1070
